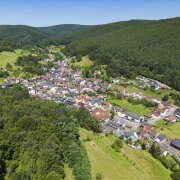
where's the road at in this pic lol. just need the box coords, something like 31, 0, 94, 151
148, 105, 178, 124
113, 116, 140, 131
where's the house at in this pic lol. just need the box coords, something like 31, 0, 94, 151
159, 83, 171, 90
113, 78, 120, 84
124, 132, 133, 138
138, 124, 158, 139
137, 83, 147, 89
161, 101, 170, 109
100, 83, 111, 91
112, 107, 126, 118
148, 129, 159, 139
126, 111, 144, 123
106, 120, 123, 131
151, 83, 159, 90
91, 109, 110, 122
157, 103, 165, 110
165, 114, 177, 123
170, 139, 180, 151
136, 75, 144, 81
155, 134, 167, 143
152, 111, 161, 119
174, 108, 180, 119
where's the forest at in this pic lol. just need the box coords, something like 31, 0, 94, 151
59, 18, 180, 90
0, 85, 101, 179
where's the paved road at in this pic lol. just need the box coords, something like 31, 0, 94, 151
114, 116, 140, 131
148, 105, 178, 124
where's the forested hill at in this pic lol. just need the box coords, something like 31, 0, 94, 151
40, 24, 92, 34
0, 25, 52, 51
0, 24, 91, 51
59, 17, 180, 90
0, 85, 102, 179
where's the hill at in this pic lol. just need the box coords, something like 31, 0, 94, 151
40, 24, 92, 34
0, 25, 52, 50
80, 128, 171, 180
59, 17, 180, 90
0, 24, 91, 51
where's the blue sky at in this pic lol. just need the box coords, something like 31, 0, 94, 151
0, 0, 179, 26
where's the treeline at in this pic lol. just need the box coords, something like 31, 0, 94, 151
15, 54, 47, 75
0, 85, 101, 179
59, 18, 180, 90
149, 143, 180, 180
127, 97, 157, 107
0, 71, 9, 78
0, 25, 51, 50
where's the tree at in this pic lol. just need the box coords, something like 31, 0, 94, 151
149, 143, 161, 159
162, 95, 169, 101
171, 169, 180, 180
141, 143, 146, 150
110, 110, 115, 120
96, 173, 102, 180
6, 63, 13, 71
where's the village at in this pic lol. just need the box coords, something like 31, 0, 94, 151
1, 55, 180, 162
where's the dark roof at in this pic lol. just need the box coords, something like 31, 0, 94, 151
171, 139, 180, 148
126, 111, 142, 120
174, 108, 180, 117
106, 120, 122, 130
151, 83, 159, 89
124, 132, 133, 138
157, 134, 167, 141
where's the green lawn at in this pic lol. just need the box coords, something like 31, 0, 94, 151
0, 49, 30, 70
154, 120, 180, 139
79, 129, 171, 180
75, 56, 93, 67
0, 51, 19, 69
109, 99, 153, 115
111, 84, 143, 93
143, 89, 175, 104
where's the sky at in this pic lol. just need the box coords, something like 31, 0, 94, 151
0, 0, 180, 27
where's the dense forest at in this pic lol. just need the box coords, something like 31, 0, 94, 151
0, 85, 101, 179
58, 18, 180, 90
0, 24, 91, 51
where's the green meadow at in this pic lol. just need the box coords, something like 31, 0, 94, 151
154, 120, 180, 139
109, 99, 153, 115
79, 129, 171, 180
75, 56, 93, 67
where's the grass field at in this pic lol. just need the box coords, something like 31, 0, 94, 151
75, 56, 93, 67
0, 49, 29, 70
109, 99, 153, 115
79, 129, 171, 180
0, 51, 19, 69
111, 84, 143, 93
154, 120, 180, 139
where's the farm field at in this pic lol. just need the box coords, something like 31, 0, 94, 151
154, 120, 180, 139
80, 129, 171, 180
109, 99, 153, 115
